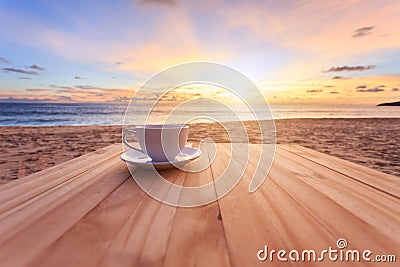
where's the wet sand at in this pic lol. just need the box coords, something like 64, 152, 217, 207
1, 118, 399, 184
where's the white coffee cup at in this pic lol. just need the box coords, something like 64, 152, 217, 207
123, 124, 189, 162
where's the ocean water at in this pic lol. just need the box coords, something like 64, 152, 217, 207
0, 102, 400, 126
0, 103, 126, 126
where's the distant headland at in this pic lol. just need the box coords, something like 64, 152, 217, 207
377, 101, 400, 106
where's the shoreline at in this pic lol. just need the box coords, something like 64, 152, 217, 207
2, 116, 400, 128
1, 118, 399, 183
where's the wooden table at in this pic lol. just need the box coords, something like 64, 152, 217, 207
0, 143, 399, 267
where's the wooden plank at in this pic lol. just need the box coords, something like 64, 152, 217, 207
26, 177, 146, 267
162, 144, 231, 267
208, 143, 291, 266
0, 144, 122, 214
0, 143, 398, 267
267, 147, 400, 258
98, 168, 187, 267
133, 192, 182, 267
246, 144, 399, 266
277, 146, 400, 225
0, 144, 121, 192
0, 156, 130, 267
0, 154, 125, 239
255, 179, 368, 267
212, 143, 352, 266
281, 144, 400, 198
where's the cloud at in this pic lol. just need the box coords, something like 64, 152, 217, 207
2, 68, 38, 75
306, 89, 323, 93
57, 96, 73, 102
324, 65, 376, 72
75, 85, 100, 90
116, 62, 123, 65
356, 85, 367, 89
29, 64, 45, 70
0, 2, 212, 75
35, 84, 133, 98
18, 77, 32, 80
330, 91, 339, 94
47, 84, 73, 90
392, 88, 399, 91
355, 84, 386, 91
352, 26, 374, 38
0, 97, 53, 103
332, 76, 347, 80
136, 96, 159, 100
356, 87, 385, 92
56, 88, 75, 93
25, 88, 49, 92
135, 0, 176, 7
323, 85, 335, 88
113, 96, 130, 102
74, 76, 85, 79
2, 84, 134, 103
0, 57, 11, 64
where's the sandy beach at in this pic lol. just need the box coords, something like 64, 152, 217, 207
0, 118, 399, 184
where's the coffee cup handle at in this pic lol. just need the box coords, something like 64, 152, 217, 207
123, 130, 143, 153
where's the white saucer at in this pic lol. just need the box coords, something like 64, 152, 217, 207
121, 147, 201, 170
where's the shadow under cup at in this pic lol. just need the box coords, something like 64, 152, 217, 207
134, 125, 189, 162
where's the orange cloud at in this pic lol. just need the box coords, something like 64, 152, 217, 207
0, 86, 135, 103
219, 1, 400, 56
261, 74, 400, 105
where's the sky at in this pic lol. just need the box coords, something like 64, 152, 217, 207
0, 0, 399, 105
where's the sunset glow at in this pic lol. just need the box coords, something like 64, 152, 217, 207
1, 0, 399, 105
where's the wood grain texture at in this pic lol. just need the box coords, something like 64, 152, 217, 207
98, 168, 187, 267
211, 143, 318, 267
268, 148, 398, 266
0, 154, 130, 267
0, 144, 122, 214
26, 177, 144, 267
163, 145, 231, 267
282, 144, 400, 198
275, 147, 400, 242
0, 143, 399, 267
